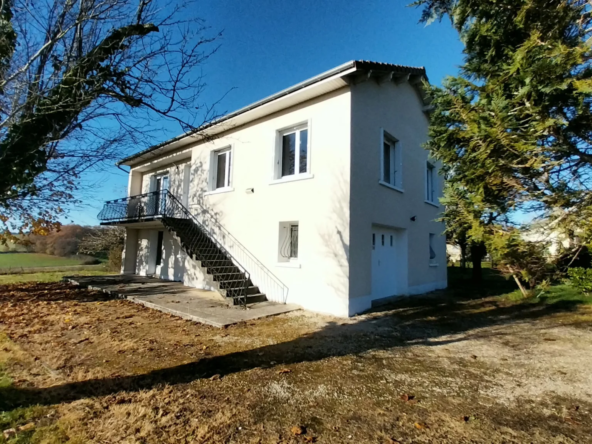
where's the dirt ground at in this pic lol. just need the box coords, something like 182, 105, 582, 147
1, 281, 592, 443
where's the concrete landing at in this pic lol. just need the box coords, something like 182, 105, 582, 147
65, 275, 299, 328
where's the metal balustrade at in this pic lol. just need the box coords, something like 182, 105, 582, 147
98, 191, 252, 307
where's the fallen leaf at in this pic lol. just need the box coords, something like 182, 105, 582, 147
277, 368, 291, 374
543, 338, 557, 342
386, 439, 401, 444
209, 374, 221, 381
414, 422, 428, 430
3, 429, 16, 440
564, 417, 580, 426
470, 355, 478, 359
290, 426, 306, 436
400, 394, 415, 402
17, 423, 35, 432
304, 436, 317, 443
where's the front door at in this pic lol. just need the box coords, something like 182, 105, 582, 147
371, 227, 398, 299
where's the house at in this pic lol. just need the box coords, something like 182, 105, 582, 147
98, 60, 447, 317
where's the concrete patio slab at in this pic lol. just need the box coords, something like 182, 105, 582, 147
65, 275, 300, 328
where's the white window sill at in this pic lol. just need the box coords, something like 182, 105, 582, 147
379, 181, 404, 193
276, 262, 301, 269
429, 263, 439, 267
270, 173, 314, 186
204, 187, 234, 196
425, 200, 439, 208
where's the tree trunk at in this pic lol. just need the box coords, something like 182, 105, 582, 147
470, 242, 486, 282
512, 274, 530, 298
460, 242, 467, 269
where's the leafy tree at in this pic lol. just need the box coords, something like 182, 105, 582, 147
0, 0, 221, 243
489, 230, 553, 297
79, 226, 125, 270
414, 0, 592, 283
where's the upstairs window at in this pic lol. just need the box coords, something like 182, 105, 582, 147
426, 162, 436, 203
210, 147, 232, 190
380, 130, 402, 190
276, 124, 309, 179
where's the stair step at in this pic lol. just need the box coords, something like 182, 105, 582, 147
247, 285, 261, 295
219, 279, 252, 289
207, 267, 241, 276
212, 272, 245, 281
230, 293, 267, 305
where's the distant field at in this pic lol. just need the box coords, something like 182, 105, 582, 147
0, 269, 110, 284
0, 253, 86, 269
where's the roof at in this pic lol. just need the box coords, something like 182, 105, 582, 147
118, 60, 428, 167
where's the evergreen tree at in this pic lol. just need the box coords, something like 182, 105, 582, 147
414, 0, 592, 281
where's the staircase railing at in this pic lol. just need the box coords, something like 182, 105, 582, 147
98, 190, 289, 305
188, 203, 289, 304
163, 192, 252, 307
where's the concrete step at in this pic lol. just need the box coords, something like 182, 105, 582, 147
231, 293, 267, 305
212, 272, 245, 282
219, 279, 253, 289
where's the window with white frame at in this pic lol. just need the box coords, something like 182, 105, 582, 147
275, 124, 309, 179
429, 233, 437, 265
381, 131, 402, 189
210, 147, 232, 190
278, 221, 299, 262
426, 162, 436, 203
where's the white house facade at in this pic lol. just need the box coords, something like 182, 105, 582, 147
98, 60, 447, 317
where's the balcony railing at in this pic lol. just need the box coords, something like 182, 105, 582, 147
97, 191, 170, 223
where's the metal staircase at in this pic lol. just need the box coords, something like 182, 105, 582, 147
98, 191, 266, 307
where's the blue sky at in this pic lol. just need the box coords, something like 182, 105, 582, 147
68, 0, 465, 225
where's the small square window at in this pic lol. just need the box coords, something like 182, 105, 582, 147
278, 222, 299, 262
210, 148, 232, 190
426, 162, 436, 203
381, 130, 402, 189
276, 124, 309, 179
429, 233, 437, 265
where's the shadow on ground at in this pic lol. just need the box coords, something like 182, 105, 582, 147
0, 269, 589, 409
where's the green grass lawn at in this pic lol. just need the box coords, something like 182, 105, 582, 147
0, 253, 87, 269
448, 266, 592, 306
0, 269, 110, 285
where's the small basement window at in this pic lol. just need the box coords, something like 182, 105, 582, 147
278, 221, 299, 262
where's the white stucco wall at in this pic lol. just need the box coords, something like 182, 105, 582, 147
134, 228, 211, 289
348, 80, 447, 315
182, 88, 353, 316
138, 159, 190, 199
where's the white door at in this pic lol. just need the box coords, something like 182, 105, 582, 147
371, 227, 398, 299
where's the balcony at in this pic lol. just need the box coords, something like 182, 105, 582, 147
97, 191, 173, 225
